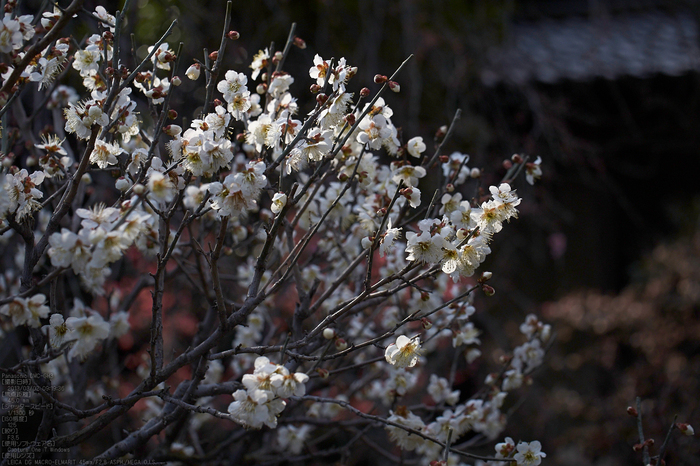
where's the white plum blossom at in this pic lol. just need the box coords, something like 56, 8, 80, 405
495, 436, 516, 459
227, 388, 286, 429
89, 139, 122, 168
149, 43, 173, 70
44, 313, 73, 349
250, 48, 270, 80
218, 70, 248, 103
386, 407, 427, 451
0, 295, 50, 328
526, 156, 543, 185
65, 313, 111, 361
0, 14, 24, 53
270, 369, 309, 397
3, 169, 45, 221
271, 193, 287, 214
385, 335, 421, 368
452, 322, 481, 347
64, 101, 109, 139
379, 219, 401, 257
276, 425, 312, 454
405, 230, 445, 264
406, 136, 426, 158
514, 441, 546, 466
427, 375, 460, 405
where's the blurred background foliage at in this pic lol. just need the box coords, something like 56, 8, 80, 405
21, 0, 700, 463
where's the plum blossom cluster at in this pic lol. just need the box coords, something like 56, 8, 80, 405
0, 3, 549, 464
228, 356, 309, 429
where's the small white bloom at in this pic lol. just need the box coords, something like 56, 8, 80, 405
65, 313, 111, 361
385, 335, 421, 368
271, 192, 287, 214
406, 136, 426, 158
514, 440, 546, 466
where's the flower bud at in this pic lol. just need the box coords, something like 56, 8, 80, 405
172, 76, 182, 86
227, 30, 240, 40
316, 93, 328, 105
445, 183, 454, 193
361, 236, 372, 249
208, 51, 218, 61
256, 83, 267, 94
167, 109, 178, 120
676, 423, 695, 436
323, 328, 336, 340
343, 113, 355, 126
335, 338, 348, 351
213, 98, 223, 107
164, 125, 181, 137
439, 155, 449, 163
480, 271, 493, 282
481, 284, 495, 296
512, 153, 523, 164
388, 80, 400, 92
373, 74, 387, 84
627, 406, 638, 417
309, 83, 321, 94
502, 160, 513, 170
360, 87, 370, 97
541, 324, 552, 342
293, 36, 306, 49
81, 173, 92, 184
470, 167, 481, 178
115, 177, 131, 191
25, 156, 37, 167
274, 51, 284, 62
316, 368, 329, 379
186, 63, 201, 80
133, 183, 145, 195
420, 317, 432, 330
435, 125, 448, 139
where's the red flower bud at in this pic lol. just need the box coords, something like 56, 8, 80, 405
227, 31, 240, 40
360, 87, 371, 97
374, 74, 388, 84
293, 36, 306, 49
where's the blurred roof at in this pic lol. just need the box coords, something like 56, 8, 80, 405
481, 9, 700, 85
